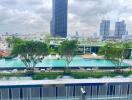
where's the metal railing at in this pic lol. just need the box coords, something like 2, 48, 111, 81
2, 95, 132, 100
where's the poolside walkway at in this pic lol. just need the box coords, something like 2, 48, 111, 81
123, 59, 132, 66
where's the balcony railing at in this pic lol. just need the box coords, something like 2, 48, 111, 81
1, 95, 132, 100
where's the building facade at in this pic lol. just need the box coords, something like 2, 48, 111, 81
100, 20, 110, 36
115, 20, 127, 37
50, 0, 68, 38
0, 79, 132, 100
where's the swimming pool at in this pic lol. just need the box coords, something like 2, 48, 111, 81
0, 56, 129, 68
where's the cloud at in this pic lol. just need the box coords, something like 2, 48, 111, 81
0, 0, 131, 36
68, 0, 132, 35
0, 0, 51, 34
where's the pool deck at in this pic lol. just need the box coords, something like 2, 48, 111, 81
0, 78, 132, 87
123, 60, 132, 66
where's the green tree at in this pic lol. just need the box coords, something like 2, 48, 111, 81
6, 37, 24, 48
6, 37, 13, 48
59, 40, 78, 72
99, 41, 114, 59
99, 41, 131, 70
43, 33, 52, 44
12, 41, 49, 69
128, 41, 132, 59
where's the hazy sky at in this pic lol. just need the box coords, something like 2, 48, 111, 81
0, 0, 132, 36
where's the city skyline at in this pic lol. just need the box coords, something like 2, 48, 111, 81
0, 0, 132, 36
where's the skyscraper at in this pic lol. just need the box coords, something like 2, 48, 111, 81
100, 20, 110, 36
115, 20, 127, 36
50, 0, 68, 38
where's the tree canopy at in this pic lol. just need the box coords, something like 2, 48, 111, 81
6, 36, 25, 48
59, 40, 78, 67
12, 41, 49, 69
99, 41, 131, 66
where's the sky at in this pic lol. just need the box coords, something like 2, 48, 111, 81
0, 0, 132, 36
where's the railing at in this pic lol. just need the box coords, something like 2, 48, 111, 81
2, 95, 132, 100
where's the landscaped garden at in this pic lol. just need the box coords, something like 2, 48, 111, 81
1, 70, 132, 80
0, 37, 130, 80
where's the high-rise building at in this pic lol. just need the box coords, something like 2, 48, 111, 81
115, 20, 127, 36
100, 20, 110, 36
50, 0, 68, 38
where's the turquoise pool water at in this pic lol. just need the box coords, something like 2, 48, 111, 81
0, 56, 129, 68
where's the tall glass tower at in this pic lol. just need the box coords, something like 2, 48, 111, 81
115, 20, 127, 36
50, 0, 68, 38
100, 20, 110, 36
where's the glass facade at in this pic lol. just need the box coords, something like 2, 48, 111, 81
51, 0, 68, 38
100, 20, 110, 36
0, 82, 132, 100
115, 20, 127, 36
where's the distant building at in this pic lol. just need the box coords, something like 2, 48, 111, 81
100, 20, 110, 36
115, 20, 127, 37
92, 33, 98, 39
122, 35, 132, 40
102, 35, 122, 41
50, 0, 68, 38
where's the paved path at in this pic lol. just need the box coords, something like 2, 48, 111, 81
123, 60, 132, 66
